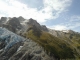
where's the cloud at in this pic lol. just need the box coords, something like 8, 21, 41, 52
70, 15, 80, 22
67, 15, 80, 29
48, 25, 67, 30
0, 0, 72, 23
42, 0, 72, 19
48, 15, 80, 31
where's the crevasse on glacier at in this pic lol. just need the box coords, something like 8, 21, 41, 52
0, 27, 25, 50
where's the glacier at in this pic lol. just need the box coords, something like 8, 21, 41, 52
0, 27, 25, 50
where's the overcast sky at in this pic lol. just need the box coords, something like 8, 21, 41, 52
0, 0, 80, 32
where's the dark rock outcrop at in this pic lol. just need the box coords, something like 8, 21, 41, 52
2, 17, 22, 33
18, 16, 25, 23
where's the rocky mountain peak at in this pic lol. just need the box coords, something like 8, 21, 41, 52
0, 17, 7, 24
27, 18, 48, 31
28, 18, 40, 26
7, 17, 20, 25
68, 30, 75, 34
41, 25, 48, 31
18, 16, 25, 23
7, 17, 22, 29
0, 17, 23, 33
1, 17, 7, 21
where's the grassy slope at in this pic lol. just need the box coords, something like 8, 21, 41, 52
51, 32, 80, 58
62, 33, 80, 58
25, 29, 75, 59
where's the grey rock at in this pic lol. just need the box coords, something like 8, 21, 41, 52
0, 27, 55, 60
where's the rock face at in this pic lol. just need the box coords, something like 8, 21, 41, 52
41, 25, 48, 31
7, 17, 22, 29
0, 17, 7, 26
48, 29, 65, 37
0, 17, 7, 23
27, 18, 48, 31
9, 40, 54, 60
5, 17, 22, 33
0, 16, 80, 59
18, 16, 25, 23
48, 29, 79, 38
0, 17, 26, 33
0, 27, 55, 60
0, 17, 48, 34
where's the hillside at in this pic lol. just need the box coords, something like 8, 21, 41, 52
0, 27, 54, 60
49, 29, 80, 58
0, 16, 80, 60
24, 25, 76, 59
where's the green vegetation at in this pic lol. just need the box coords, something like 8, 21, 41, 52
24, 26, 76, 59
22, 24, 80, 59
56, 32, 80, 59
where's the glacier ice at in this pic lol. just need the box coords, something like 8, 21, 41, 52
0, 27, 25, 50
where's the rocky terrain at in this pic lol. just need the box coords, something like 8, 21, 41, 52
0, 16, 80, 60
0, 27, 54, 60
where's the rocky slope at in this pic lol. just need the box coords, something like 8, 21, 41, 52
0, 16, 80, 59
48, 29, 80, 58
0, 27, 54, 60
0, 17, 48, 34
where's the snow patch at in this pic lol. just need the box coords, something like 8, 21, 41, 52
17, 46, 23, 52
21, 19, 29, 25
62, 30, 69, 33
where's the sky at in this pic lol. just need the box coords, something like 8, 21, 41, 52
0, 0, 80, 32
